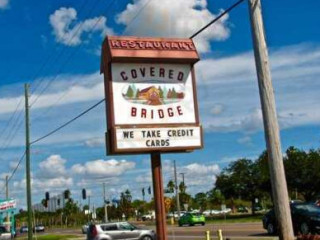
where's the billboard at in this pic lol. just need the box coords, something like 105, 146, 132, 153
101, 36, 203, 154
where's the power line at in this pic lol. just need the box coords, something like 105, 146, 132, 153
7, 151, 26, 182
0, 97, 24, 141
30, 0, 117, 109
30, 98, 105, 145
2, 0, 245, 190
190, 0, 245, 39
30, 0, 93, 97
31, 0, 146, 122
30, 0, 245, 145
122, 0, 154, 35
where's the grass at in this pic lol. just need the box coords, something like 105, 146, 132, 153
17, 235, 80, 240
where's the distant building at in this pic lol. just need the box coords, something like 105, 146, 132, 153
32, 194, 66, 213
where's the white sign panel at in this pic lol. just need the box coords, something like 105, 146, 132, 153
115, 126, 202, 150
111, 63, 197, 125
0, 199, 16, 212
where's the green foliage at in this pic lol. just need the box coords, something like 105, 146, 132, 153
126, 86, 134, 98
284, 147, 320, 201
166, 180, 175, 193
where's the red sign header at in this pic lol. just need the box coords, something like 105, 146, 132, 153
101, 36, 200, 66
109, 39, 196, 51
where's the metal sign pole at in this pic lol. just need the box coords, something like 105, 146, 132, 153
151, 152, 167, 240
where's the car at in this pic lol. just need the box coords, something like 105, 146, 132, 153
20, 226, 28, 233
33, 224, 45, 232
0, 226, 12, 240
237, 206, 249, 213
178, 212, 205, 227
87, 222, 156, 240
141, 214, 153, 221
82, 223, 89, 234
263, 203, 320, 235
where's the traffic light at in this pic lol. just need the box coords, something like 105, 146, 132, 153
82, 188, 86, 200
148, 186, 151, 195
142, 188, 145, 197
57, 199, 60, 206
45, 192, 50, 201
64, 190, 70, 199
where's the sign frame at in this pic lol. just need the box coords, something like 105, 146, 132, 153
101, 36, 203, 155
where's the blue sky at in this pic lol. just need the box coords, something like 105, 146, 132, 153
0, 0, 319, 209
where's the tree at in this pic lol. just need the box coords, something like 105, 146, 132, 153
126, 86, 134, 98
166, 180, 175, 194
215, 158, 265, 214
194, 192, 207, 211
284, 147, 320, 201
158, 86, 164, 99
135, 88, 140, 99
206, 189, 225, 208
119, 189, 133, 219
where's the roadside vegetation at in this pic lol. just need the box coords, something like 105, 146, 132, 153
15, 146, 320, 227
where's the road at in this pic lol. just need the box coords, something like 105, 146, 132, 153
26, 222, 277, 240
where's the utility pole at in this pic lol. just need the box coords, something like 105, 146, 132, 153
103, 183, 108, 222
88, 195, 90, 219
173, 160, 181, 219
25, 83, 33, 240
5, 175, 9, 225
248, 1, 294, 239
179, 173, 185, 193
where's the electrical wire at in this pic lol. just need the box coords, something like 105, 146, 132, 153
30, 0, 117, 109
30, 0, 245, 145
30, 0, 93, 97
31, 0, 119, 122
122, 0, 154, 35
190, 0, 245, 39
0, 97, 23, 141
7, 151, 26, 182
30, 98, 105, 145
3, 0, 245, 194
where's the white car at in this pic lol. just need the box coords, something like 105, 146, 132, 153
82, 224, 89, 234
0, 226, 11, 240
87, 222, 155, 240
34, 225, 45, 232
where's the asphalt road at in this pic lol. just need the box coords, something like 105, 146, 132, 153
24, 222, 277, 240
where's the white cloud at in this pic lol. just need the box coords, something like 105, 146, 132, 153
135, 172, 152, 184
198, 44, 320, 133
0, 72, 104, 115
71, 159, 136, 178
13, 176, 73, 192
0, 0, 9, 9
116, 0, 230, 52
84, 137, 104, 148
49, 7, 113, 46
38, 155, 67, 179
237, 136, 252, 145
210, 104, 224, 115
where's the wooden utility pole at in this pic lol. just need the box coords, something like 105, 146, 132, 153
173, 160, 181, 219
5, 175, 9, 225
103, 183, 108, 222
151, 152, 167, 240
24, 83, 33, 240
248, 1, 294, 239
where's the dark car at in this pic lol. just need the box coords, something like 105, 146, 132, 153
263, 203, 320, 235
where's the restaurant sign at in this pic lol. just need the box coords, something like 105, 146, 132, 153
101, 36, 203, 154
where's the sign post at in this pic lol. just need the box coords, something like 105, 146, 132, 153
101, 36, 203, 240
